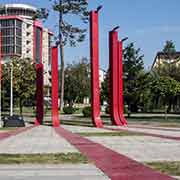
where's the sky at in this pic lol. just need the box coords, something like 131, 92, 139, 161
1, 0, 180, 70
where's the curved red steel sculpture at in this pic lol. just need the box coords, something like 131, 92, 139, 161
118, 40, 127, 125
109, 30, 122, 126
90, 9, 103, 128
34, 63, 44, 125
51, 47, 60, 127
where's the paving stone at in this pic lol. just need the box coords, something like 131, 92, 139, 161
62, 125, 112, 133
86, 136, 180, 162
0, 164, 109, 180
0, 126, 78, 154
110, 126, 180, 137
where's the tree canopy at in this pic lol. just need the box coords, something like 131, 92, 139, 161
64, 57, 90, 106
163, 40, 176, 54
2, 58, 36, 115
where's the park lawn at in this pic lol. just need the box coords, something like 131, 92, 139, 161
0, 127, 17, 131
61, 119, 94, 127
0, 153, 89, 164
78, 131, 144, 137
127, 116, 180, 123
146, 161, 180, 176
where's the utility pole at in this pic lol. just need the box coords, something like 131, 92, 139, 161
10, 62, 13, 116
59, 0, 64, 110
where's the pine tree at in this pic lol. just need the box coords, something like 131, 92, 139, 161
163, 40, 176, 54
123, 43, 145, 112
51, 0, 89, 110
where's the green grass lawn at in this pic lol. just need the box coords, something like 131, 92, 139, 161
0, 127, 17, 131
0, 153, 89, 164
127, 116, 180, 123
78, 131, 143, 137
146, 161, 180, 176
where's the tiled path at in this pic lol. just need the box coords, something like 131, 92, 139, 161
0, 164, 108, 180
55, 127, 173, 180
0, 126, 35, 141
105, 126, 180, 140
0, 126, 78, 154
86, 136, 180, 162
0, 125, 178, 179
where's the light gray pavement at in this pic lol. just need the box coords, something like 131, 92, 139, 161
0, 126, 109, 179
85, 135, 180, 162
1, 124, 180, 162
0, 164, 109, 180
0, 124, 180, 179
57, 124, 180, 162
62, 125, 112, 133
0, 126, 78, 154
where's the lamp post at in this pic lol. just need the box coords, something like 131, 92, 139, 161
10, 62, 13, 116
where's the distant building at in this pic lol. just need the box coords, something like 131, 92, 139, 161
0, 4, 53, 88
152, 51, 180, 69
99, 69, 105, 85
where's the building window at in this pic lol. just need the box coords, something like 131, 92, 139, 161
0, 19, 22, 56
48, 34, 52, 66
35, 27, 41, 64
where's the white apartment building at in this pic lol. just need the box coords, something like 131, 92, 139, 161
0, 4, 52, 88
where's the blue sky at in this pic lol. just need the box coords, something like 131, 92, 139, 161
1, 0, 180, 70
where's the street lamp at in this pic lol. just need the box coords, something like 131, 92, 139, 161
10, 62, 13, 116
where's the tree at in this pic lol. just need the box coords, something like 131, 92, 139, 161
33, 8, 49, 22
101, 70, 109, 105
51, 0, 89, 110
2, 58, 36, 115
151, 40, 180, 112
151, 76, 180, 112
163, 40, 176, 54
123, 43, 145, 112
64, 57, 90, 107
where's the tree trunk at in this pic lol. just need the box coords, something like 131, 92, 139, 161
60, 44, 65, 111
19, 98, 23, 116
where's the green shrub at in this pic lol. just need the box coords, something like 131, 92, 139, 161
63, 106, 75, 114
82, 106, 91, 117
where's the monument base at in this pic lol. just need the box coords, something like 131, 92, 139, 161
3, 115, 25, 127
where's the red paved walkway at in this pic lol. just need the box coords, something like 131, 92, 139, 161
0, 126, 35, 141
105, 127, 180, 141
55, 127, 174, 180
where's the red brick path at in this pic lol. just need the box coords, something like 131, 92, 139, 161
55, 127, 174, 180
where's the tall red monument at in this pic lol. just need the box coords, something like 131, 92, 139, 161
109, 30, 122, 126
51, 47, 60, 127
90, 7, 103, 128
109, 29, 127, 126
118, 40, 127, 125
34, 63, 44, 125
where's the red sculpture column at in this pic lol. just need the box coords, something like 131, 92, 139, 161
0, 32, 2, 118
90, 8, 103, 128
34, 21, 44, 125
34, 63, 44, 125
51, 47, 60, 127
118, 40, 127, 125
109, 30, 122, 126
0, 32, 1, 85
